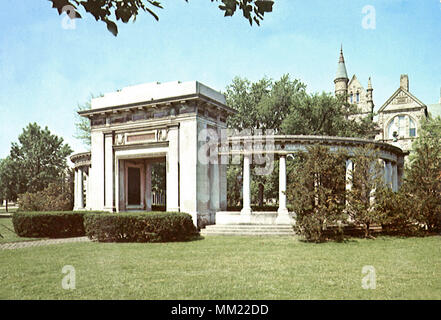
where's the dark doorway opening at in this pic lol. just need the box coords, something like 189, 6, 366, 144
127, 167, 141, 205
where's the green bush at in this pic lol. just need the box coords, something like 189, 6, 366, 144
404, 116, 441, 233
13, 211, 87, 238
375, 187, 420, 236
18, 183, 73, 212
84, 212, 199, 242
287, 146, 347, 242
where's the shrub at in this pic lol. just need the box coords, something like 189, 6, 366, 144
287, 146, 347, 242
404, 118, 441, 233
13, 211, 87, 238
371, 186, 421, 235
84, 212, 199, 242
18, 183, 73, 212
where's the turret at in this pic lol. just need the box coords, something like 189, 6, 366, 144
334, 45, 349, 96
367, 77, 374, 114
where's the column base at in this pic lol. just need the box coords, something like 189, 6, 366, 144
240, 207, 252, 223
275, 208, 291, 225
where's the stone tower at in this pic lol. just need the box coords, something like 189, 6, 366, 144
334, 46, 374, 118
366, 77, 374, 114
334, 46, 349, 96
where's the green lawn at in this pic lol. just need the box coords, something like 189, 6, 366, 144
0, 218, 45, 244
0, 207, 18, 213
0, 235, 440, 299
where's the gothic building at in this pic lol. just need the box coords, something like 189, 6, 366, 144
334, 47, 441, 154
334, 46, 374, 119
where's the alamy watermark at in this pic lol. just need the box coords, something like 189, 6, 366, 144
198, 128, 275, 176
61, 265, 76, 290
361, 265, 376, 289
362, 5, 376, 30
61, 5, 77, 30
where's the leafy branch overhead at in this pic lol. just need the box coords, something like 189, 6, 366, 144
48, 0, 274, 36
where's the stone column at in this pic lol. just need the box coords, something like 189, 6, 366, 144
85, 169, 90, 210
73, 168, 79, 210
392, 162, 398, 192
386, 161, 393, 189
166, 126, 180, 212
382, 160, 388, 184
117, 159, 125, 212
90, 130, 105, 210
345, 159, 354, 223
78, 167, 84, 209
145, 161, 152, 211
210, 156, 220, 213
275, 155, 290, 224
345, 159, 353, 192
241, 154, 252, 220
104, 133, 114, 211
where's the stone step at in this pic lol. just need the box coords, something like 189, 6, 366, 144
201, 224, 295, 236
201, 231, 294, 236
202, 228, 294, 233
203, 229, 293, 234
205, 224, 292, 230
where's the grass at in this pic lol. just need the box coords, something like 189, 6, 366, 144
0, 235, 440, 299
0, 206, 18, 214
0, 218, 45, 244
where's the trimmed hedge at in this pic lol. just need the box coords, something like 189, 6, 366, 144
12, 211, 88, 238
84, 212, 199, 242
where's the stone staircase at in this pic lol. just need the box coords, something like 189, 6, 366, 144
200, 224, 295, 236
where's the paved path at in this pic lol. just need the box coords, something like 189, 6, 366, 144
0, 237, 90, 250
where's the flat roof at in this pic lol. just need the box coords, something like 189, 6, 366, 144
91, 80, 226, 109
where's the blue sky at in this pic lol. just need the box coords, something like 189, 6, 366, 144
0, 0, 440, 159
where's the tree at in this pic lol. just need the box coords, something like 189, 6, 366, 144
404, 116, 441, 232
0, 157, 20, 212
9, 123, 73, 194
49, 0, 274, 36
74, 96, 96, 148
226, 75, 307, 132
280, 92, 375, 137
286, 146, 347, 242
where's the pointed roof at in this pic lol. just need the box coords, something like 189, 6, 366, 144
378, 86, 426, 113
368, 77, 372, 90
335, 45, 348, 80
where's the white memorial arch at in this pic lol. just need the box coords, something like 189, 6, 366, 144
71, 80, 406, 228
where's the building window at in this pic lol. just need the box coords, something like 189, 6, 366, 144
387, 115, 417, 140
409, 118, 416, 137
356, 92, 360, 102
349, 93, 353, 103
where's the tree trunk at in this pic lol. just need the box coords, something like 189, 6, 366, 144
5, 200, 8, 213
